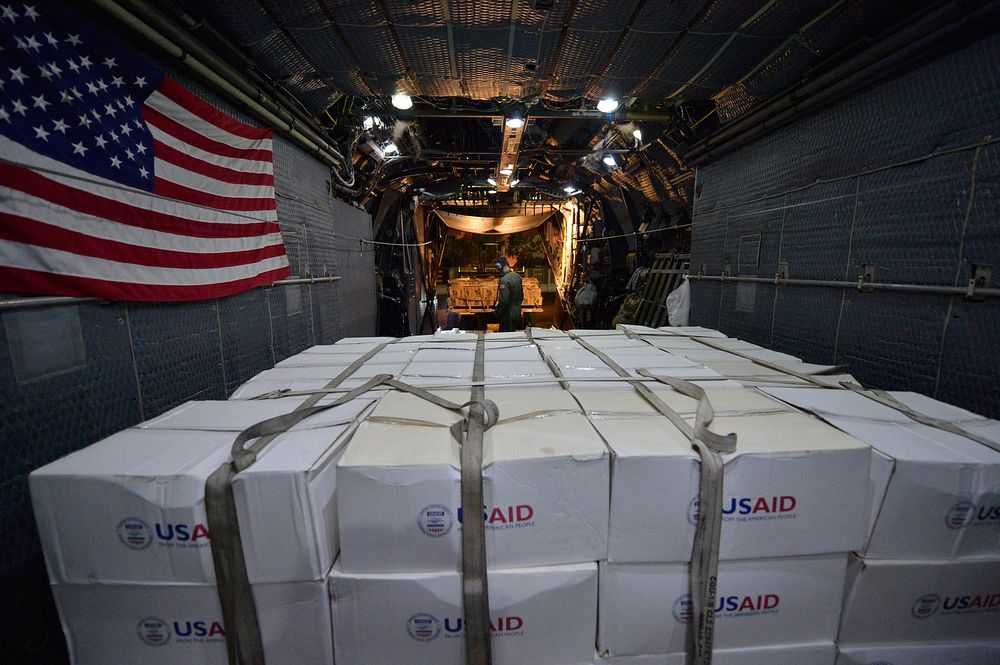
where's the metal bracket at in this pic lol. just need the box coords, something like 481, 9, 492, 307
776, 261, 789, 283
858, 264, 876, 292
722, 264, 731, 280
966, 265, 992, 300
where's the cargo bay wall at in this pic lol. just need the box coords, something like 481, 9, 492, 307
0, 70, 376, 663
689, 31, 1000, 419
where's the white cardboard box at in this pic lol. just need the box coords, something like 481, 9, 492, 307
836, 643, 1000, 664
52, 579, 332, 665
763, 387, 1000, 559
596, 642, 837, 665
598, 555, 848, 656
838, 555, 1000, 645
336, 388, 610, 572
592, 406, 871, 562
31, 397, 374, 584
329, 561, 597, 665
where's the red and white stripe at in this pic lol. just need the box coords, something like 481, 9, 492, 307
0, 76, 289, 302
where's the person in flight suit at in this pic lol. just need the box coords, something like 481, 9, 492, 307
493, 256, 523, 332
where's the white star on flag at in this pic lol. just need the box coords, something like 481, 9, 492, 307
23, 5, 40, 21
65, 33, 81, 46
94, 134, 107, 148
1, 5, 19, 22
71, 140, 87, 155
51, 117, 68, 133
11, 98, 27, 114
10, 66, 28, 83
33, 124, 49, 140
109, 154, 121, 168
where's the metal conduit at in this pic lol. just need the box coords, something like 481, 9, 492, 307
0, 277, 343, 312
88, 0, 348, 168
686, 274, 1000, 299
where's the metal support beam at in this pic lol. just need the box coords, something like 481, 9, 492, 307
687, 274, 1000, 299
0, 277, 343, 312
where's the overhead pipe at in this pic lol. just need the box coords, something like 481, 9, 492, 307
89, 0, 350, 169
686, 0, 1000, 165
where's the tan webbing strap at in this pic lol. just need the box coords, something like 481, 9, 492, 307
206, 339, 398, 665
462, 332, 493, 665
840, 383, 1000, 454
568, 334, 735, 665
626, 329, 1000, 454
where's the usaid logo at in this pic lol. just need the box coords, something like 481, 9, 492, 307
118, 518, 153, 550
687, 496, 797, 525
117, 518, 210, 549
417, 505, 453, 538
407, 613, 441, 641
136, 617, 171, 646
672, 594, 693, 623
911, 594, 941, 618
945, 501, 1000, 529
671, 593, 780, 623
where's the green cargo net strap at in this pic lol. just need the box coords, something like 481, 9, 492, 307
462, 332, 493, 665
205, 339, 397, 665
567, 333, 735, 665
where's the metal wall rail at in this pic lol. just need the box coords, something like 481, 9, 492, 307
0, 276, 343, 312
687, 274, 1000, 299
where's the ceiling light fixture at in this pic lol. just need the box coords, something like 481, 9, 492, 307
597, 98, 620, 113
504, 117, 525, 129
487, 177, 497, 186
390, 94, 413, 110
510, 179, 520, 186
383, 142, 398, 155
563, 184, 577, 193
488, 189, 498, 194
499, 167, 514, 175
632, 128, 643, 141
603, 155, 617, 167
363, 116, 375, 130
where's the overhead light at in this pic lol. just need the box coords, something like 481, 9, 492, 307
597, 98, 620, 113
499, 167, 513, 175
505, 117, 525, 129
510, 179, 520, 186
602, 155, 617, 167
563, 184, 576, 193
488, 189, 498, 194
383, 142, 398, 155
390, 94, 413, 110
487, 177, 497, 186
363, 116, 375, 130
632, 128, 643, 141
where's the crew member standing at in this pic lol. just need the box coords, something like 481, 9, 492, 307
493, 256, 523, 332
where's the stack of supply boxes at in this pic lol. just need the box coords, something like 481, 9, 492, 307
30, 393, 379, 664
761, 387, 1000, 665
329, 332, 609, 665
29, 324, 1000, 664
525, 328, 873, 665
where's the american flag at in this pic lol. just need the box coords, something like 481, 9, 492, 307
0, 1, 290, 301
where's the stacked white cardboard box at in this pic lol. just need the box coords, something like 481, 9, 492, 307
30, 325, 1000, 664
760, 387, 1000, 665
328, 333, 607, 665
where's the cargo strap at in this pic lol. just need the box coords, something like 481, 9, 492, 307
566, 334, 735, 665
462, 332, 493, 665
205, 340, 397, 665
839, 383, 1000, 454
635, 330, 1000, 454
